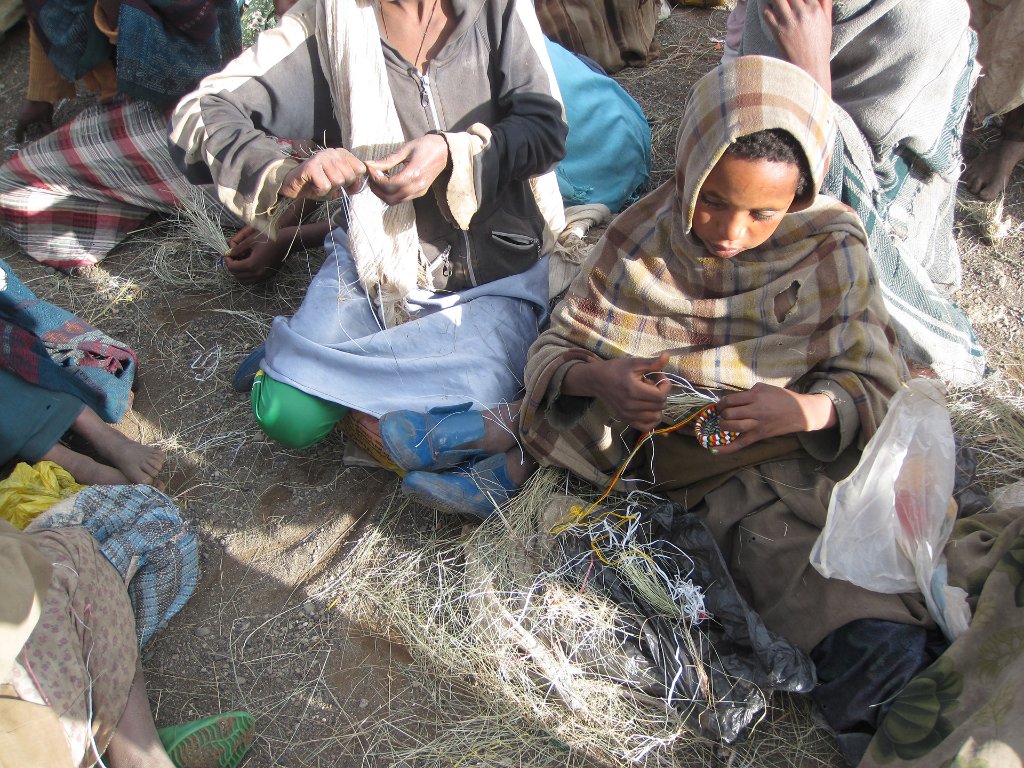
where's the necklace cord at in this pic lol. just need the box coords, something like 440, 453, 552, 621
548, 404, 716, 536
377, 0, 441, 72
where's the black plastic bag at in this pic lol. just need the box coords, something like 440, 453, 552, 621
550, 501, 816, 744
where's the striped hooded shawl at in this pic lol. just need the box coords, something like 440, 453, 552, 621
521, 56, 907, 481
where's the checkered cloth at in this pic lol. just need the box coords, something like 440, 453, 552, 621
0, 99, 207, 270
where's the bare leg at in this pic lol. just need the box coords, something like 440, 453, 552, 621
504, 446, 537, 486
466, 401, 536, 486
963, 105, 1024, 201
105, 662, 175, 768
464, 401, 523, 455
762, 0, 833, 96
41, 443, 130, 485
68, 406, 165, 484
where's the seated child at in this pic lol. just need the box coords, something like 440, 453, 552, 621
1, 498, 251, 766
736, 0, 984, 384
521, 54, 943, 762
0, 258, 163, 485
0, 0, 291, 273
0, 370, 164, 485
382, 56, 942, 763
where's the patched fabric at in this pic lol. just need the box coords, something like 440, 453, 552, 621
30, 484, 198, 646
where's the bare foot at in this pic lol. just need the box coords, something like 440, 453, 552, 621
963, 138, 1024, 201
763, 0, 833, 96
42, 443, 131, 485
69, 406, 166, 485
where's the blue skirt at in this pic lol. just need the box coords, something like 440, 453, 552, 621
262, 227, 549, 417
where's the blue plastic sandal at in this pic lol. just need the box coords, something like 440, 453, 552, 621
232, 343, 266, 393
380, 402, 487, 472
401, 453, 518, 519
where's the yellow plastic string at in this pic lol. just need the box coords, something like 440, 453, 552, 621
589, 539, 659, 569
548, 404, 715, 537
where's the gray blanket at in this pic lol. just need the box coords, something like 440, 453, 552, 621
742, 0, 986, 385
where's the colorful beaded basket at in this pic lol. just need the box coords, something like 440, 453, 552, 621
693, 404, 740, 450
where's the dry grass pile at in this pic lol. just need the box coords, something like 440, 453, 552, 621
949, 366, 1024, 493
304, 359, 1024, 768
303, 365, 1024, 768
321, 469, 841, 767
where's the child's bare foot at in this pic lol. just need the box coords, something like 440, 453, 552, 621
97, 432, 166, 486
69, 406, 166, 485
963, 138, 1024, 201
763, 0, 833, 96
42, 443, 131, 486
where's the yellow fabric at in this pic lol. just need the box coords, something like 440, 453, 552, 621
0, 462, 86, 530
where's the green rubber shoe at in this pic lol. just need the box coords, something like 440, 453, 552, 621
158, 711, 254, 768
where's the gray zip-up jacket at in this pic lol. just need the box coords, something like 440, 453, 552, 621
169, 0, 567, 290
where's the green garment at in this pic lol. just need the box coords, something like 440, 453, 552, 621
250, 372, 348, 449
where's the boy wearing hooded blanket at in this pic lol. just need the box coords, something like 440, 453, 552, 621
518, 56, 943, 762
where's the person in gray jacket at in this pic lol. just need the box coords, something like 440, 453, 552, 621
169, 0, 567, 515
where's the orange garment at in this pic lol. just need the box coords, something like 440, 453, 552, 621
25, 5, 118, 105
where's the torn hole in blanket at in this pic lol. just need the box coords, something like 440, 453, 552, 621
773, 279, 801, 324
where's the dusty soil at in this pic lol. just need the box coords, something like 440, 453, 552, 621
1, 6, 1023, 767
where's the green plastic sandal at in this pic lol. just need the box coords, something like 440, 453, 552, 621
158, 711, 254, 768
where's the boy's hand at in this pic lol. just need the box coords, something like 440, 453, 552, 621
566, 352, 672, 432
280, 149, 367, 200
225, 225, 290, 284
365, 134, 449, 205
713, 382, 836, 454
763, 0, 833, 97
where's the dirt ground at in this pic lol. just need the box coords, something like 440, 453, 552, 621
2, 6, 1023, 767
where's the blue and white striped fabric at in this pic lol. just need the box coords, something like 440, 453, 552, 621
31, 484, 198, 646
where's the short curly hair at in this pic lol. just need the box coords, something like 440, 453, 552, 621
723, 128, 812, 199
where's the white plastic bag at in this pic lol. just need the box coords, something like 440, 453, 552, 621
810, 378, 970, 641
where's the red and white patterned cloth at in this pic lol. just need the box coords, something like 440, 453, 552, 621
0, 99, 202, 270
